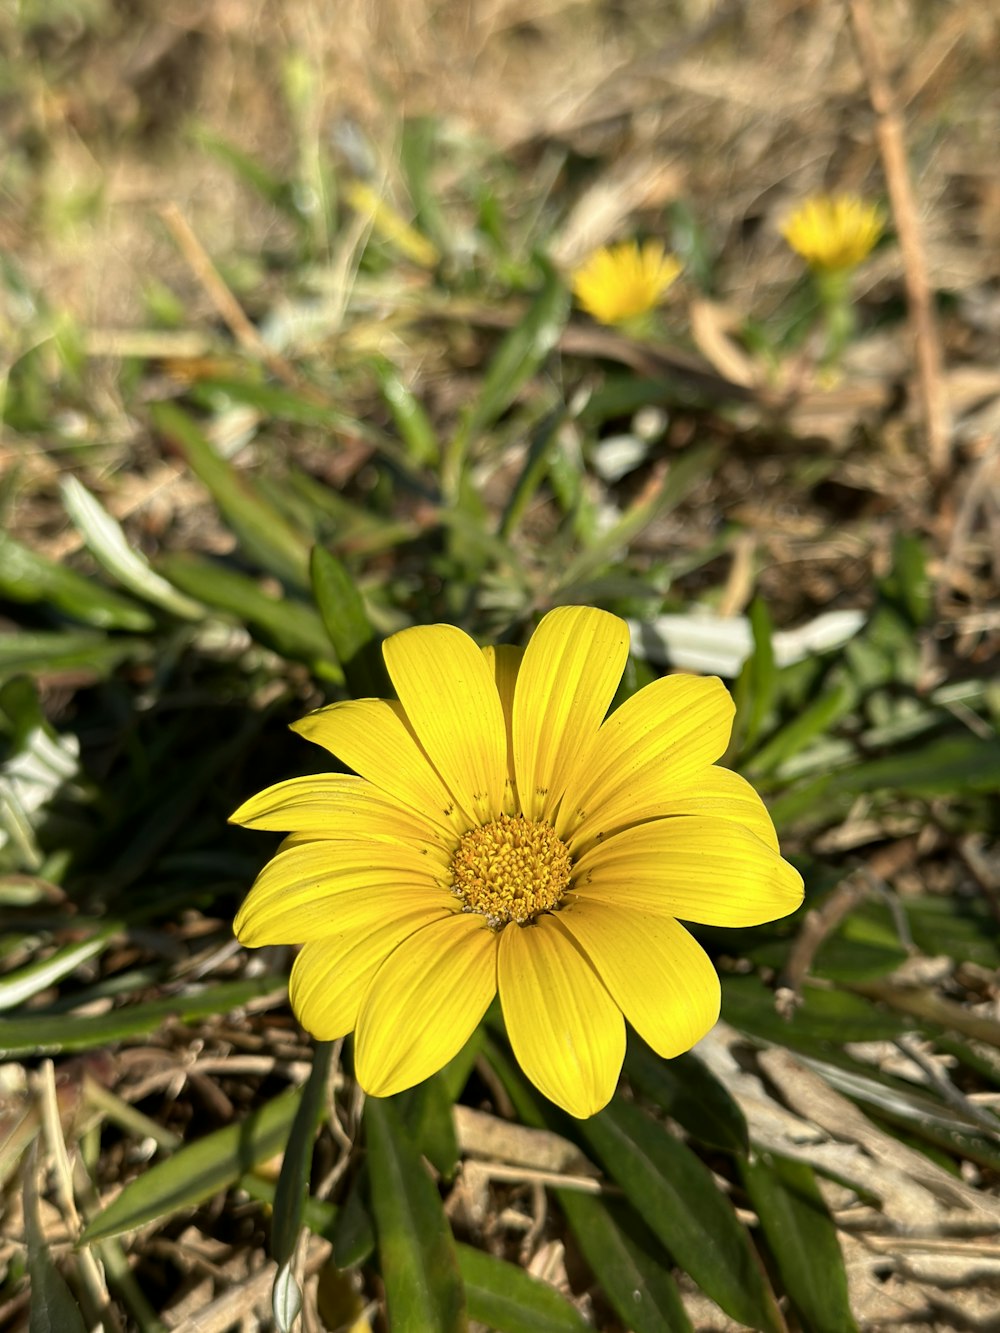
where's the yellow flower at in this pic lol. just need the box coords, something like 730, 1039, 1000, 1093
781, 194, 884, 271
232, 607, 802, 1118
571, 240, 682, 327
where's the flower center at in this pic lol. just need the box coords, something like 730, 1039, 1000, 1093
451, 814, 573, 928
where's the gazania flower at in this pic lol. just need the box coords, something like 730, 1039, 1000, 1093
571, 240, 682, 328
233, 607, 802, 1118
781, 194, 884, 272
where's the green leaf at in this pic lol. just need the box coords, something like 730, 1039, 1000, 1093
722, 974, 907, 1052
374, 360, 439, 467
734, 597, 777, 753
457, 1244, 590, 1333
580, 1099, 783, 1333
59, 476, 205, 621
310, 547, 389, 696
25, 1149, 89, 1333
443, 258, 569, 496
80, 1087, 302, 1243
330, 1165, 376, 1268
836, 732, 1000, 796
0, 631, 150, 683
151, 400, 311, 586
0, 530, 154, 631
158, 553, 341, 677
747, 678, 856, 779
555, 442, 721, 593
0, 925, 119, 1012
625, 1041, 749, 1156
396, 1072, 460, 1180
557, 1191, 693, 1333
271, 1041, 334, 1265
365, 1097, 467, 1333
0, 975, 284, 1058
741, 1152, 857, 1333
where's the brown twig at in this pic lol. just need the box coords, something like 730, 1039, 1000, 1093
776, 873, 869, 1012
846, 0, 950, 480
158, 201, 302, 389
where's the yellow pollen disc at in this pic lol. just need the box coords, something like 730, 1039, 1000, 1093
451, 814, 573, 927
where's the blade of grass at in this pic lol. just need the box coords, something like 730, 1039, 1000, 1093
0, 531, 154, 632
151, 400, 311, 586
741, 1152, 857, 1333
59, 477, 205, 621
0, 975, 285, 1059
457, 1244, 591, 1333
80, 1087, 302, 1243
365, 1097, 466, 1333
271, 1041, 334, 1265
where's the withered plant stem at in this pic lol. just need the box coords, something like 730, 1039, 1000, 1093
847, 0, 951, 481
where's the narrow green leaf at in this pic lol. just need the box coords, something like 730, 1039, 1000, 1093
330, 1165, 376, 1268
271, 1041, 334, 1265
59, 476, 205, 621
0, 975, 284, 1058
443, 259, 569, 496
25, 1149, 89, 1333
239, 1173, 340, 1243
886, 531, 931, 626
396, 1072, 460, 1180
746, 678, 855, 779
624, 1041, 749, 1156
80, 1087, 302, 1243
158, 553, 341, 678
733, 597, 776, 755
365, 1097, 467, 1333
374, 361, 439, 467
555, 442, 721, 593
561, 1191, 692, 1333
0, 925, 119, 1012
833, 732, 1000, 796
0, 530, 153, 631
151, 400, 311, 586
310, 547, 388, 696
482, 1038, 691, 1333
741, 1152, 857, 1333
580, 1100, 783, 1333
498, 408, 565, 541
457, 1244, 591, 1333
722, 973, 907, 1051
0, 631, 150, 683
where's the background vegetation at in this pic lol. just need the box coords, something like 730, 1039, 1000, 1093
2, 1, 999, 1329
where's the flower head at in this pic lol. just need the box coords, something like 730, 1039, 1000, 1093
233, 607, 802, 1118
781, 194, 884, 272
571, 240, 682, 327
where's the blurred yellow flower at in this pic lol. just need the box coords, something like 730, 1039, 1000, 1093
781, 194, 884, 271
571, 240, 682, 327
233, 607, 802, 1118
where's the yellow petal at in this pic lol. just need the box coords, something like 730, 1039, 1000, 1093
497, 914, 624, 1118
290, 900, 453, 1039
567, 764, 779, 858
354, 914, 498, 1097
230, 773, 453, 850
573, 816, 804, 926
482, 643, 523, 814
234, 840, 451, 944
557, 899, 720, 1058
513, 607, 629, 823
292, 698, 460, 833
383, 625, 508, 825
557, 674, 734, 842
